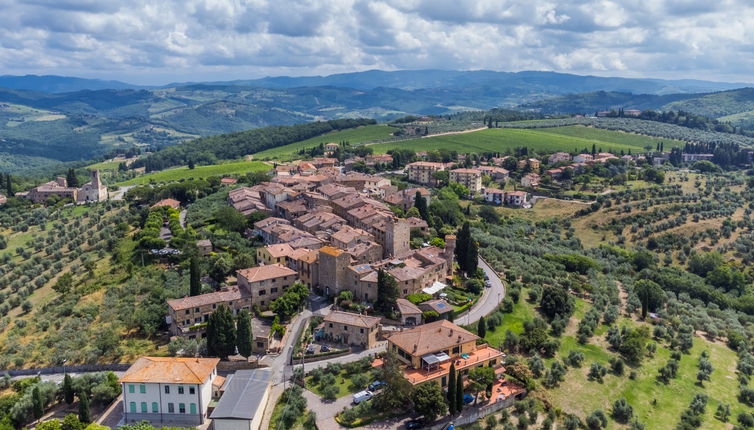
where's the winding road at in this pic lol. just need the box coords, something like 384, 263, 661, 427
455, 257, 506, 326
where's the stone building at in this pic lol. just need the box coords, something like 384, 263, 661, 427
322, 310, 381, 349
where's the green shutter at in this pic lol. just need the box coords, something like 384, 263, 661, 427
129, 402, 136, 413
141, 402, 147, 413
139, 384, 146, 393
152, 402, 159, 413
128, 385, 135, 393
190, 403, 197, 414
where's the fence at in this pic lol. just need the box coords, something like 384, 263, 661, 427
426, 394, 521, 430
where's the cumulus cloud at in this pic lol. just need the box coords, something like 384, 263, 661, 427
0, 0, 752, 83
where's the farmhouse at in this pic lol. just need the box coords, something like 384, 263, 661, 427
236, 264, 298, 308
322, 310, 382, 349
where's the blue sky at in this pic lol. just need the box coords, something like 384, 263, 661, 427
1, 0, 753, 84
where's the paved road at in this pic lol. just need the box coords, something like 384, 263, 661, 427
179, 209, 187, 228
455, 257, 506, 326
109, 185, 135, 201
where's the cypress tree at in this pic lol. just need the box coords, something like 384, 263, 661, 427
189, 257, 201, 297
415, 191, 430, 224
455, 373, 464, 412
376, 269, 399, 313
66, 168, 79, 188
32, 386, 43, 419
236, 309, 253, 358
5, 174, 13, 197
455, 223, 470, 275
63, 374, 74, 404
466, 236, 478, 277
207, 305, 237, 359
448, 363, 457, 414
478, 315, 486, 339
78, 394, 90, 423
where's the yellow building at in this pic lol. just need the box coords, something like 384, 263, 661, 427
256, 243, 294, 265
407, 162, 446, 186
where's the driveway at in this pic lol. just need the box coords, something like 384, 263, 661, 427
303, 388, 354, 430
455, 257, 505, 326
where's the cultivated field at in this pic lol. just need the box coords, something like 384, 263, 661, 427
369, 127, 683, 155
254, 124, 396, 159
117, 160, 270, 185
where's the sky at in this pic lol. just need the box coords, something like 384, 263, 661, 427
1, 0, 754, 85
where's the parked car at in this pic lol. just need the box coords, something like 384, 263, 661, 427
405, 419, 424, 430
463, 393, 475, 404
305, 345, 315, 354
368, 381, 386, 391
353, 390, 373, 404
320, 345, 330, 352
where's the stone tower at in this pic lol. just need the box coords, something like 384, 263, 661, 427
444, 234, 456, 275
384, 217, 410, 258
318, 246, 350, 296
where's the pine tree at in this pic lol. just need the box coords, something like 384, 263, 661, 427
236, 309, 253, 358
63, 373, 75, 404
32, 386, 44, 419
207, 304, 237, 359
78, 394, 90, 423
455, 372, 464, 412
478, 315, 486, 338
66, 168, 79, 188
189, 257, 201, 296
448, 363, 457, 414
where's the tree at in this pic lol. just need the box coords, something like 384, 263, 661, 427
415, 191, 430, 223
189, 257, 201, 296
66, 169, 79, 188
214, 207, 247, 233
376, 270, 399, 314
411, 382, 447, 422
478, 205, 500, 224
36, 420, 62, 430
5, 173, 13, 197
455, 222, 478, 277
63, 374, 75, 405
373, 351, 413, 411
206, 304, 237, 359
455, 372, 464, 412
78, 395, 90, 424
586, 409, 608, 429
612, 398, 633, 423
236, 309, 253, 358
61, 414, 85, 430
468, 366, 495, 404
633, 279, 664, 319
477, 316, 487, 338
539, 285, 574, 320
447, 363, 457, 414
32, 386, 44, 419
53, 273, 74, 295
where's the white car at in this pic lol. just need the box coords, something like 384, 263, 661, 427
352, 390, 373, 404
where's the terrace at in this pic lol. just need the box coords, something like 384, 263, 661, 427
402, 344, 504, 385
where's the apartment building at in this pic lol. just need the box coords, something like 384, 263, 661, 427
407, 162, 446, 186
449, 168, 482, 193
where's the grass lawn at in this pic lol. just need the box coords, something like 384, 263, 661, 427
485, 198, 587, 222
482, 290, 536, 347
368, 127, 683, 155
116, 160, 270, 185
305, 370, 367, 398
254, 124, 396, 160
535, 125, 684, 150
86, 160, 122, 171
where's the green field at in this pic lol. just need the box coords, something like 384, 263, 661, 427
86, 160, 122, 171
253, 124, 397, 159
117, 161, 270, 185
369, 126, 683, 155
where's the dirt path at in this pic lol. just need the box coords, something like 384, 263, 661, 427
420, 126, 488, 138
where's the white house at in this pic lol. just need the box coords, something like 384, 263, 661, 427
120, 357, 220, 426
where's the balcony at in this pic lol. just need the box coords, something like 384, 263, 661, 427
403, 345, 504, 385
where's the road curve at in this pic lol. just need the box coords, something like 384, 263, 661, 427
455, 257, 506, 326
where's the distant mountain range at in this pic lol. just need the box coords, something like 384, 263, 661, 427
1, 69, 754, 174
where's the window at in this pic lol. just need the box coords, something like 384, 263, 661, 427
129, 402, 136, 413
195, 307, 200, 312
168, 403, 174, 413
152, 402, 159, 413
212, 304, 217, 309
259, 290, 266, 296
178, 386, 184, 395
128, 385, 135, 394
189, 387, 196, 395
271, 287, 278, 293
179, 403, 186, 414
257, 342, 264, 347
139, 384, 146, 394
344, 326, 348, 331
452, 346, 460, 354
164, 386, 170, 394
138, 402, 146, 413
195, 318, 201, 323
190, 403, 197, 414
185, 310, 190, 315
360, 328, 364, 333
328, 323, 333, 328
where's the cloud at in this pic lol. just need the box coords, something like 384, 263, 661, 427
0, 0, 753, 83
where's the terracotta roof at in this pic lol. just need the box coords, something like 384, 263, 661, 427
421, 299, 453, 314
396, 298, 422, 315
319, 245, 345, 256
167, 288, 247, 311
237, 264, 296, 282
120, 357, 220, 384
221, 177, 238, 184
324, 310, 381, 328
264, 243, 294, 258
151, 198, 181, 209
387, 320, 478, 357
450, 168, 481, 174
408, 162, 445, 168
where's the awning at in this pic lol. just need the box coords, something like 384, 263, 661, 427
422, 281, 447, 295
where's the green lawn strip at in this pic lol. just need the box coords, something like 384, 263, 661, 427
535, 125, 685, 149
483, 289, 536, 346
368, 127, 674, 155
86, 160, 122, 171
305, 370, 363, 398
116, 160, 270, 185
254, 124, 396, 160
